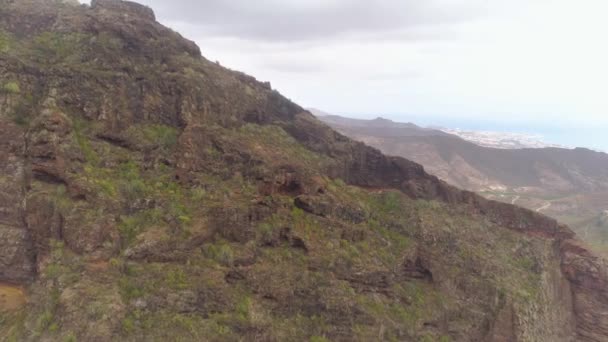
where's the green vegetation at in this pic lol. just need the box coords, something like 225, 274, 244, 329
8, 93, 35, 127
0, 30, 10, 52
118, 211, 159, 246
118, 272, 145, 302
203, 242, 234, 266
166, 269, 189, 290
76, 136, 99, 168
310, 336, 330, 342
126, 124, 179, 150
121, 314, 136, 334
233, 124, 332, 170
2, 81, 20, 94
68, 128, 200, 247
30, 32, 90, 65
142, 124, 178, 149
63, 333, 77, 342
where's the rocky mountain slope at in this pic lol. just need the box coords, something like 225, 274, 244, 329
1, 1, 608, 341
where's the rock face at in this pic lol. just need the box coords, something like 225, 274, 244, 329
92, 0, 156, 21
0, 1, 607, 341
0, 116, 35, 283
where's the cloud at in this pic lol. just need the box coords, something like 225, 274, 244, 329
259, 60, 328, 74
137, 0, 484, 42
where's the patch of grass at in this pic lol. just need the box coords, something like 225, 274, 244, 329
126, 124, 178, 150
77, 153, 197, 247
142, 124, 178, 149
63, 332, 77, 342
257, 219, 282, 243
515, 256, 537, 272
2, 81, 20, 94
373, 191, 403, 215
420, 335, 449, 342
291, 207, 321, 238
119, 276, 145, 301
118, 208, 163, 246
96, 32, 124, 52
203, 243, 234, 266
73, 118, 99, 164
35, 310, 54, 335
122, 314, 136, 334
33, 287, 61, 338
50, 185, 72, 212
166, 269, 189, 290
235, 296, 251, 322
30, 32, 89, 65
9, 94, 35, 127
0, 30, 10, 52
115, 160, 150, 202
125, 310, 238, 341
235, 124, 331, 170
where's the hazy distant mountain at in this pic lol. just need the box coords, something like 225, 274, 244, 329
307, 108, 333, 117
318, 114, 449, 137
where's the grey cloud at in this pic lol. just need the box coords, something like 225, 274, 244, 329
364, 70, 423, 81
137, 0, 484, 42
259, 60, 328, 74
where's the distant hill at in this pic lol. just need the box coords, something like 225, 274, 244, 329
317, 114, 608, 193
318, 114, 450, 137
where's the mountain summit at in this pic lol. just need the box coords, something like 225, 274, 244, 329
0, 1, 607, 341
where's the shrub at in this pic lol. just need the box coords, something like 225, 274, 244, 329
166, 269, 189, 290
118, 209, 162, 246
35, 310, 54, 335
235, 296, 251, 321
7, 93, 35, 127
122, 315, 136, 334
73, 120, 99, 164
2, 82, 20, 94
142, 124, 178, 149
0, 31, 9, 52
119, 277, 145, 301
203, 243, 234, 266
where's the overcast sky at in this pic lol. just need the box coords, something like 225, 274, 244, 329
82, 0, 608, 148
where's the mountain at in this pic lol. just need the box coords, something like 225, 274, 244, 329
318, 114, 608, 252
1, 1, 608, 341
318, 114, 450, 137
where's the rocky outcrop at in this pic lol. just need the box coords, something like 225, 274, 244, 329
561, 240, 608, 341
0, 117, 35, 283
91, 0, 155, 21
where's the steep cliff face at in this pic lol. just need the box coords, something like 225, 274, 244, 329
0, 1, 607, 341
